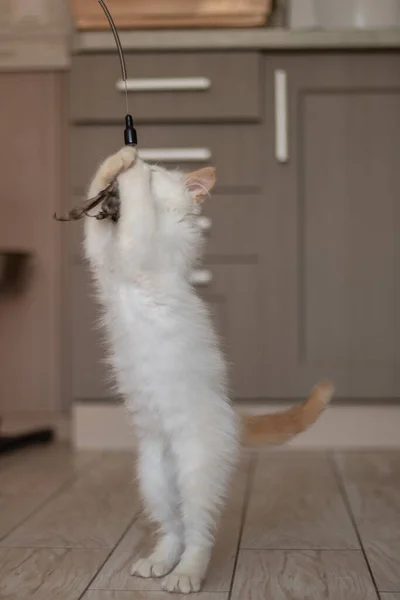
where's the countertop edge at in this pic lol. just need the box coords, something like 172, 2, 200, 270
73, 27, 400, 53
0, 36, 70, 71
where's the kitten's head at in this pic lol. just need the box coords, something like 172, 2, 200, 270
110, 154, 216, 279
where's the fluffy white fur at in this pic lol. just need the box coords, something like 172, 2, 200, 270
84, 147, 238, 593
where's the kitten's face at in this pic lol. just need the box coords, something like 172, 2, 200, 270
138, 160, 215, 218
114, 157, 216, 276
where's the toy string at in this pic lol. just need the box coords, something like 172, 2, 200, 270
98, 0, 137, 146
98, 0, 129, 114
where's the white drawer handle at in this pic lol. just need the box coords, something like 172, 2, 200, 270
189, 269, 212, 286
138, 148, 211, 163
116, 77, 211, 93
197, 216, 212, 231
274, 69, 289, 163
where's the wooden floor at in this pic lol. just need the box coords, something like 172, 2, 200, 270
1, 445, 399, 600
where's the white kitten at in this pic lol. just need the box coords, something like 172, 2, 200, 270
83, 146, 333, 593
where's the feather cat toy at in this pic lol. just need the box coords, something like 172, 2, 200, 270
54, 0, 135, 223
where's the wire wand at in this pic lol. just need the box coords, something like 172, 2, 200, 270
98, 0, 138, 146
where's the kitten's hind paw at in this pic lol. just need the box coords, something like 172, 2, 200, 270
161, 572, 202, 594
131, 557, 173, 579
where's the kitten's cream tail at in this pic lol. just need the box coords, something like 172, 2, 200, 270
240, 381, 333, 446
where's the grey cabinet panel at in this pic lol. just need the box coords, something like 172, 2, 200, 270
72, 262, 261, 400
70, 124, 261, 194
70, 190, 263, 400
70, 50, 400, 402
203, 194, 262, 258
194, 263, 262, 398
72, 265, 114, 400
71, 52, 260, 122
69, 119, 263, 400
261, 54, 400, 398
70, 194, 263, 264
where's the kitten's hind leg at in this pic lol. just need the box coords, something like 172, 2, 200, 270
131, 435, 183, 579
162, 428, 237, 593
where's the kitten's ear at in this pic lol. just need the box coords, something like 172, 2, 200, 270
184, 167, 216, 201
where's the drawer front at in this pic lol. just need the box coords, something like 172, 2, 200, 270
203, 194, 261, 258
70, 52, 260, 122
70, 123, 261, 194
69, 125, 261, 261
196, 263, 261, 398
69, 193, 262, 263
72, 264, 113, 400
72, 263, 261, 400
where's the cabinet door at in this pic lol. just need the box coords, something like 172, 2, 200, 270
199, 262, 261, 398
262, 54, 400, 398
70, 192, 263, 401
70, 125, 263, 400
72, 264, 115, 400
72, 262, 261, 400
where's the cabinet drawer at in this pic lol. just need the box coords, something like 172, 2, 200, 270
72, 262, 261, 400
70, 123, 261, 193
69, 193, 262, 263
72, 264, 113, 400
70, 51, 260, 122
202, 194, 261, 258
197, 263, 261, 398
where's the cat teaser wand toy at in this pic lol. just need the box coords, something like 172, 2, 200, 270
97, 0, 137, 147
54, 0, 136, 222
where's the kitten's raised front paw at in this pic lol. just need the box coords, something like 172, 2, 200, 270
117, 146, 137, 172
161, 572, 202, 594
131, 557, 173, 579
93, 146, 138, 194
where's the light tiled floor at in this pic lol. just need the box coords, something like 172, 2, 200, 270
0, 444, 399, 599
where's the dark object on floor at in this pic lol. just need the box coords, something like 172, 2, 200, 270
0, 427, 54, 456
0, 250, 32, 293
0, 250, 55, 456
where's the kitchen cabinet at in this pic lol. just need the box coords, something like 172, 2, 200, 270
70, 49, 400, 401
260, 53, 400, 397
70, 51, 264, 400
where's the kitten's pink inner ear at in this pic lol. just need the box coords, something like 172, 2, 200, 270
184, 166, 216, 201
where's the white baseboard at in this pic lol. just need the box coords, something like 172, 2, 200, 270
73, 402, 136, 450
73, 401, 400, 450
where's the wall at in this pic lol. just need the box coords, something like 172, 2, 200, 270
0, 0, 70, 71
0, 72, 66, 414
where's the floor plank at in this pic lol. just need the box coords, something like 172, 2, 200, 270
335, 452, 400, 592
231, 550, 378, 600
84, 591, 228, 600
91, 455, 251, 593
0, 547, 108, 600
241, 452, 359, 549
1, 452, 140, 549
1, 445, 399, 599
0, 444, 99, 540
